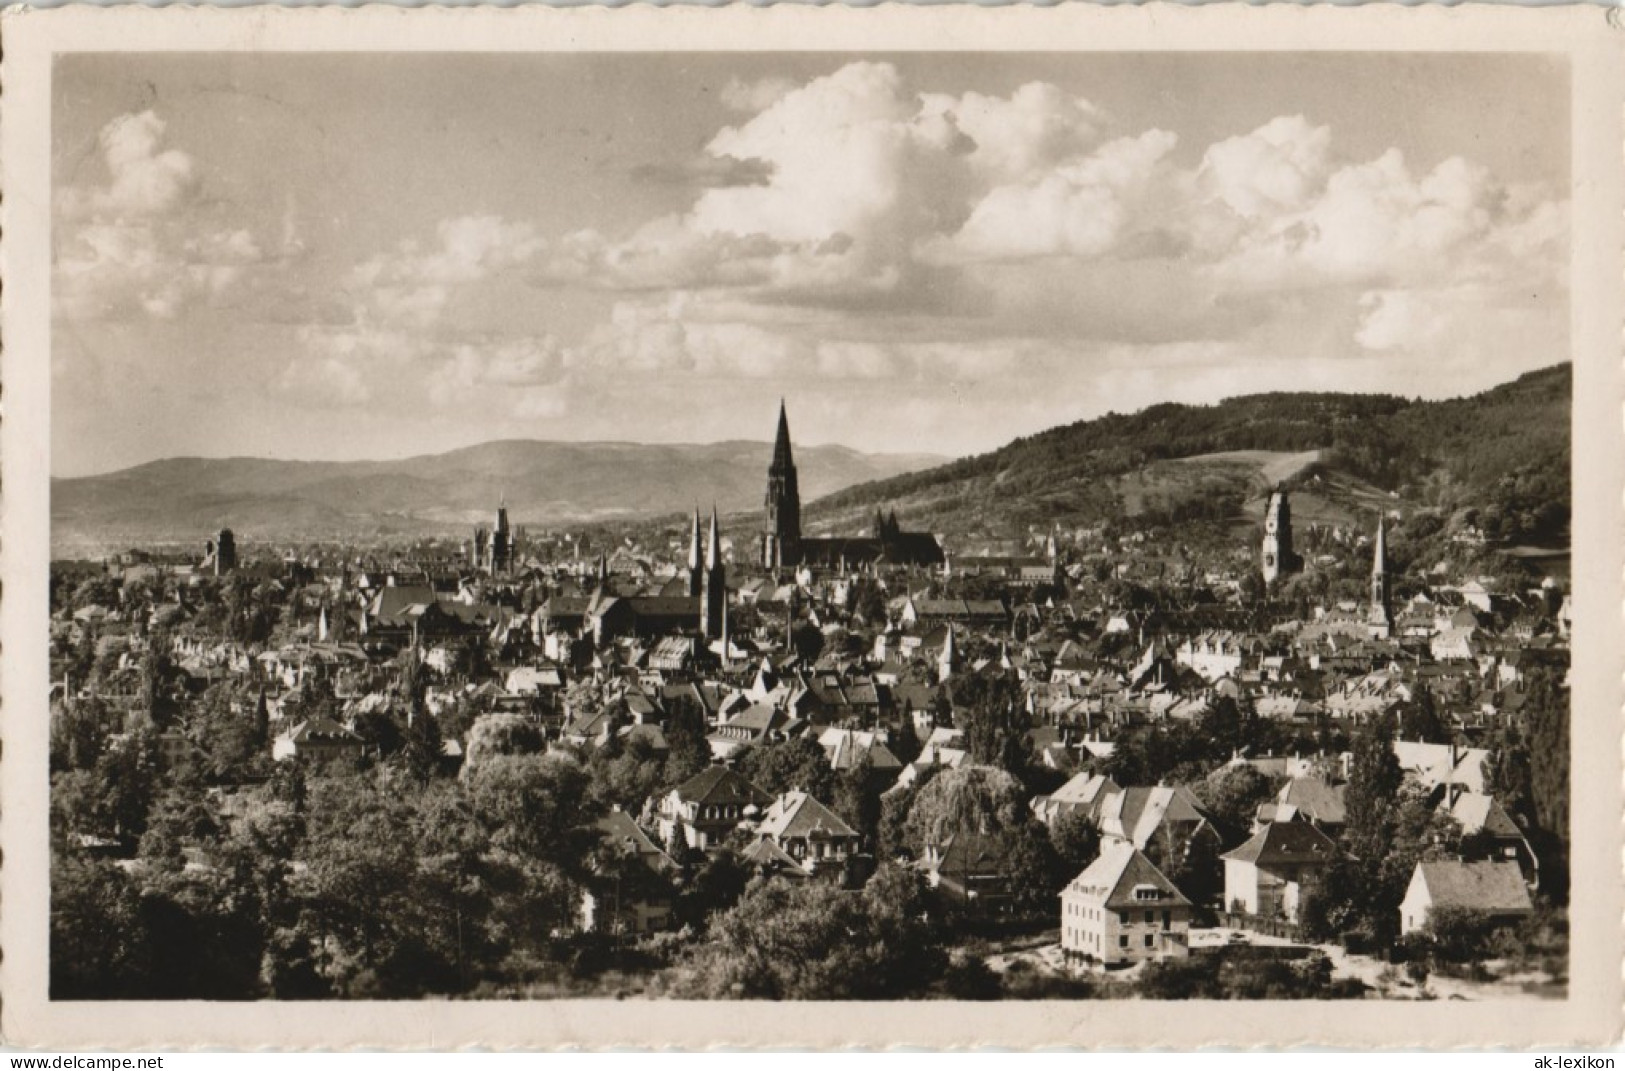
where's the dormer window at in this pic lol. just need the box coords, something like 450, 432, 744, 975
1132, 885, 1160, 902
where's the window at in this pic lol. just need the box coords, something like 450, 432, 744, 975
1144, 934, 1154, 948
1118, 911, 1129, 926
1162, 911, 1171, 930
1144, 910, 1154, 924
1119, 935, 1128, 949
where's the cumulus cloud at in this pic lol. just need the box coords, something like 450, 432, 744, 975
921, 81, 1103, 182
54, 110, 273, 323
720, 76, 797, 114
1214, 148, 1560, 291
286, 62, 1566, 425
942, 129, 1180, 262
533, 65, 1564, 394
428, 336, 568, 405
284, 216, 569, 413
1198, 115, 1331, 220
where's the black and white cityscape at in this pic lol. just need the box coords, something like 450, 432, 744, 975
48, 51, 1571, 1001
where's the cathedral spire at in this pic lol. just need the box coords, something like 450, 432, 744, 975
707, 504, 722, 570
772, 399, 795, 472
763, 400, 802, 568
686, 506, 703, 597
702, 505, 725, 639
1368, 514, 1392, 637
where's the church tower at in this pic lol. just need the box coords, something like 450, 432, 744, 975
1368, 516, 1393, 638
938, 624, 959, 684
1261, 490, 1299, 585
762, 401, 802, 569
702, 506, 726, 639
490, 501, 512, 575
686, 507, 704, 597
214, 528, 237, 576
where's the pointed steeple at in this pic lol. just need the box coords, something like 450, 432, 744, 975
1369, 514, 1392, 635
688, 506, 703, 571
938, 624, 958, 684
720, 597, 732, 662
771, 399, 795, 472
702, 505, 726, 639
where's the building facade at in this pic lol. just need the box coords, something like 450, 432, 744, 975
1061, 844, 1193, 970
1261, 490, 1302, 585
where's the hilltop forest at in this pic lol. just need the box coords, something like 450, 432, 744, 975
810, 363, 1570, 547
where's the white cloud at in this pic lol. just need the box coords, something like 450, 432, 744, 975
55, 110, 269, 323
1215, 148, 1559, 290
286, 64, 1567, 425
1198, 115, 1331, 220
428, 336, 568, 405
720, 76, 797, 114
86, 110, 199, 218
942, 130, 1180, 261
922, 81, 1103, 182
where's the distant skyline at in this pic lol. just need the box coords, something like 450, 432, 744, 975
53, 52, 1569, 477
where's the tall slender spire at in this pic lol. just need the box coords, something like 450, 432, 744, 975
707, 504, 722, 570
772, 399, 795, 471
763, 400, 801, 567
702, 505, 725, 638
1369, 514, 1392, 636
686, 506, 704, 597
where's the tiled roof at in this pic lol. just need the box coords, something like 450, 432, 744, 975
1066, 843, 1192, 910
1415, 859, 1532, 914
756, 790, 858, 842
1222, 820, 1337, 867
675, 765, 772, 808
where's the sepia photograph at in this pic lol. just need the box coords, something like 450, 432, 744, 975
4, 2, 1622, 1051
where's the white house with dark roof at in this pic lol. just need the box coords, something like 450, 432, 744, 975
1399, 858, 1533, 935
655, 765, 773, 851
1061, 843, 1193, 969
751, 790, 860, 879
579, 809, 678, 935
1221, 820, 1337, 923
1099, 785, 1220, 865
1031, 772, 1121, 827
1445, 791, 1539, 887
272, 716, 365, 764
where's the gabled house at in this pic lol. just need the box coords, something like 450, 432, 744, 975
751, 790, 860, 879
1399, 858, 1533, 935
1221, 820, 1337, 923
271, 716, 366, 765
1061, 844, 1193, 969
1446, 790, 1539, 887
1258, 776, 1347, 834
1031, 771, 1121, 827
655, 765, 773, 851
1098, 785, 1220, 869
819, 727, 903, 776
579, 809, 678, 936
921, 830, 1014, 911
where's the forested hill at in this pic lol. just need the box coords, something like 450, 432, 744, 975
809, 363, 1570, 545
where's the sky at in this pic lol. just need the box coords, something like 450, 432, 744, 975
51, 52, 1569, 476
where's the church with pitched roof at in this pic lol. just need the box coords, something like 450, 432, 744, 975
759, 402, 943, 573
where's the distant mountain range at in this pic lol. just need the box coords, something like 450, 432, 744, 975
54, 364, 1569, 557
51, 440, 946, 552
